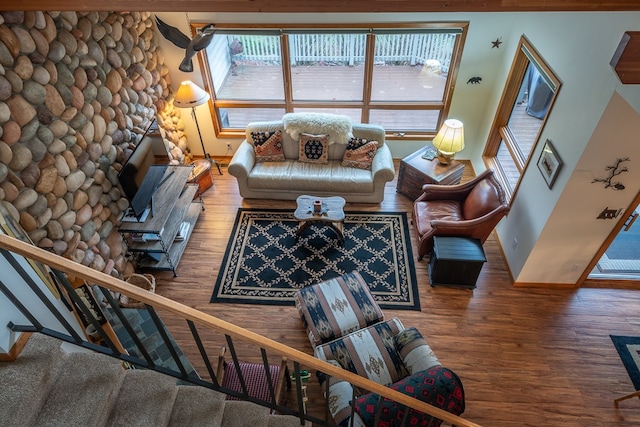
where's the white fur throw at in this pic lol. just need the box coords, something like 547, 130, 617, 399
283, 112, 353, 145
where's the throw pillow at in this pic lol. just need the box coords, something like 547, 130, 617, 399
354, 367, 465, 427
298, 133, 329, 164
342, 138, 378, 170
251, 130, 285, 162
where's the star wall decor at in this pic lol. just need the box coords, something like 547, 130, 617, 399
492, 37, 503, 48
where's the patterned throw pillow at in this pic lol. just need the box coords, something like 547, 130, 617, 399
251, 130, 285, 162
342, 137, 378, 170
298, 133, 329, 164
354, 367, 466, 427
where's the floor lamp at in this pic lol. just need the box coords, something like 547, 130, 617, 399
173, 80, 222, 174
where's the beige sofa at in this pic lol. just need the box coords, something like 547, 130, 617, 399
228, 119, 395, 203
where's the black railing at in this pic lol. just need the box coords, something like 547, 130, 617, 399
0, 233, 480, 427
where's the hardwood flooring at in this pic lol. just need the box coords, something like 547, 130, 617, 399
152, 160, 640, 426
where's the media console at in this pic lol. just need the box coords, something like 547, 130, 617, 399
118, 165, 203, 276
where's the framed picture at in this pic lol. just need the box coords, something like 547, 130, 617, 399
537, 139, 563, 189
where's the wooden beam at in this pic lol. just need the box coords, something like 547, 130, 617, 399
611, 32, 640, 84
5, 0, 640, 12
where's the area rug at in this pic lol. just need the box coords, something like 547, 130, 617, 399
610, 335, 640, 390
211, 208, 420, 310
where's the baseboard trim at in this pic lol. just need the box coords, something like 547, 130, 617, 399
0, 332, 32, 362
513, 281, 578, 288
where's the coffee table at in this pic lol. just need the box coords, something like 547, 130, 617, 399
294, 195, 346, 244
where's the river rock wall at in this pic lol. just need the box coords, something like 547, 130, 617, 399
0, 10, 189, 278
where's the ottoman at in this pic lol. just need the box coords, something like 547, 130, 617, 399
294, 271, 384, 349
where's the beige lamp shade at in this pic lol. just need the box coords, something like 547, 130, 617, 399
173, 80, 210, 108
432, 119, 464, 164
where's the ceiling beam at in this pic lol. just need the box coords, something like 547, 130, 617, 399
6, 0, 640, 13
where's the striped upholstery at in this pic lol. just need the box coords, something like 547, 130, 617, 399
322, 324, 442, 426
294, 271, 384, 348
315, 318, 408, 387
395, 327, 441, 374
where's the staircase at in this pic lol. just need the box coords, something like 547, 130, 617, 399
0, 334, 304, 427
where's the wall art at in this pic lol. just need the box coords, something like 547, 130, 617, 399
537, 139, 563, 189
592, 157, 629, 190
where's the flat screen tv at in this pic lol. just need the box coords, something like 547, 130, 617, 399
128, 164, 168, 220
118, 120, 169, 221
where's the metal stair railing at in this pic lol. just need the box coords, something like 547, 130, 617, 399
0, 233, 480, 427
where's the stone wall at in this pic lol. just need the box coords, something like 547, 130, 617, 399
0, 11, 188, 278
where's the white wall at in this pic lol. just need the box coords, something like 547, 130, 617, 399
494, 13, 640, 283
154, 11, 640, 285
518, 92, 640, 284
0, 249, 84, 353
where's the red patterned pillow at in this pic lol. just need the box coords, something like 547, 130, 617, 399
252, 130, 285, 162
342, 137, 378, 170
354, 367, 465, 427
299, 133, 329, 164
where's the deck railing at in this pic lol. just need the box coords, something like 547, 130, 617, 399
228, 33, 456, 73
0, 233, 480, 427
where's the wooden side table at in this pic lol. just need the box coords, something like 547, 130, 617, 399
188, 159, 213, 199
396, 146, 465, 200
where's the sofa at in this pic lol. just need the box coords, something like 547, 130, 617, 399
228, 114, 395, 203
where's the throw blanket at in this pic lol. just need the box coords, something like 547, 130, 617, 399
283, 112, 353, 145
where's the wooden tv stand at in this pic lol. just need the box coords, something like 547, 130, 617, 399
118, 165, 203, 276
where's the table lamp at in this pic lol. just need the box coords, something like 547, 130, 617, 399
173, 80, 222, 174
432, 119, 465, 165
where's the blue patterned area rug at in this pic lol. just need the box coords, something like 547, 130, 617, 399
611, 335, 640, 390
211, 208, 420, 310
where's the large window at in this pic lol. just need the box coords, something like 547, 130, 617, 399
200, 23, 467, 139
483, 36, 561, 201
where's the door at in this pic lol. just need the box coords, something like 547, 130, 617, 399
589, 194, 640, 280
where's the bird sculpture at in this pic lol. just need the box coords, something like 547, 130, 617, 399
155, 16, 216, 72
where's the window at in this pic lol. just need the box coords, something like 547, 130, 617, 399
200, 23, 467, 139
483, 36, 561, 201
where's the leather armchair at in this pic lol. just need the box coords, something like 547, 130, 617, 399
413, 169, 509, 260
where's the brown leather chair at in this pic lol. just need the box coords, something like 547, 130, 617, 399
413, 169, 509, 260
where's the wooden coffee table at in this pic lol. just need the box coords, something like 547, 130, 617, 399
294, 195, 346, 244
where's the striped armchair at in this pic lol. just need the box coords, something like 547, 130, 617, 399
316, 323, 443, 425
294, 272, 463, 426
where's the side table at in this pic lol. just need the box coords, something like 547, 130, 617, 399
396, 146, 465, 200
188, 159, 214, 199
428, 236, 486, 289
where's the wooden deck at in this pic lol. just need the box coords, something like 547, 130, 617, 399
150, 163, 640, 427
216, 64, 447, 129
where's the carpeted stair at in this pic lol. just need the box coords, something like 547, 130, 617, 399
0, 334, 304, 427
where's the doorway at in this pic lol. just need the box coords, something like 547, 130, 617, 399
590, 208, 640, 280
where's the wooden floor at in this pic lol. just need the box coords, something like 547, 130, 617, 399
152, 160, 640, 427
